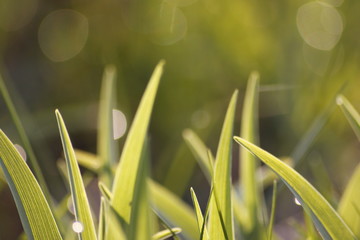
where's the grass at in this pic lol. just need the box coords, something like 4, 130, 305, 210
0, 62, 359, 240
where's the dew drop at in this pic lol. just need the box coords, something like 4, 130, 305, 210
72, 221, 84, 233
294, 198, 302, 206
336, 96, 343, 105
14, 144, 27, 162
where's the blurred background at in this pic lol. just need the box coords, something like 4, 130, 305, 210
0, 0, 360, 239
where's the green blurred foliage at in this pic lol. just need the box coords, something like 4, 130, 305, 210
1, 0, 360, 238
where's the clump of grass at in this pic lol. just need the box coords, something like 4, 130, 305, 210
0, 62, 359, 240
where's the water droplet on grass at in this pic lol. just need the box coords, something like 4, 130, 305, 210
72, 221, 84, 233
294, 198, 302, 206
14, 144, 26, 162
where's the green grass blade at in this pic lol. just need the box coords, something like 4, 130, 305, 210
290, 104, 335, 167
149, 180, 198, 240
56, 110, 97, 240
190, 187, 209, 240
337, 95, 360, 141
75, 149, 102, 172
338, 163, 360, 238
98, 65, 118, 175
234, 137, 357, 240
0, 130, 62, 240
103, 198, 127, 240
111, 60, 164, 223
129, 145, 152, 240
240, 72, 265, 237
304, 208, 321, 240
99, 181, 112, 202
208, 90, 238, 240
0, 73, 51, 203
183, 129, 213, 182
152, 228, 181, 240
267, 181, 277, 240
98, 197, 106, 240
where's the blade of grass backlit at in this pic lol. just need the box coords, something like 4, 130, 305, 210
234, 137, 357, 240
338, 163, 360, 238
98, 197, 106, 240
267, 180, 277, 240
111, 61, 164, 223
75, 149, 101, 172
0, 130, 62, 239
0, 74, 51, 203
98, 65, 118, 181
183, 129, 213, 182
190, 187, 209, 240
129, 143, 152, 240
240, 72, 265, 237
208, 91, 237, 240
337, 95, 360, 141
56, 110, 97, 240
152, 228, 181, 240
336, 95, 360, 237
149, 180, 198, 240
304, 208, 321, 240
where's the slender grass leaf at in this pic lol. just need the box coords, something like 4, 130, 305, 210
99, 197, 106, 240
56, 110, 97, 240
190, 187, 209, 240
258, 157, 293, 188
337, 95, 360, 141
338, 163, 360, 238
183, 129, 213, 182
0, 130, 62, 239
240, 72, 265, 237
268, 181, 277, 240
208, 90, 238, 240
129, 144, 152, 240
98, 65, 118, 183
111, 60, 164, 223
149, 180, 198, 240
234, 137, 357, 240
304, 207, 321, 240
0, 74, 52, 204
99, 182, 112, 202
75, 149, 102, 172
291, 103, 335, 168
103, 198, 127, 240
152, 228, 181, 240
309, 154, 336, 206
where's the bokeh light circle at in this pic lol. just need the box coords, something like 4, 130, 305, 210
297, 2, 343, 51
38, 9, 89, 62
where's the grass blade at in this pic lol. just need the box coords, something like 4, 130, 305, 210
149, 180, 198, 240
190, 187, 209, 240
240, 72, 265, 237
208, 90, 238, 240
75, 149, 101, 172
0, 73, 52, 203
111, 60, 164, 223
129, 142, 152, 240
98, 65, 118, 180
98, 197, 106, 240
152, 228, 181, 240
183, 129, 213, 182
337, 95, 360, 141
234, 137, 357, 240
338, 163, 360, 238
0, 130, 62, 239
267, 181, 277, 240
56, 110, 97, 240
